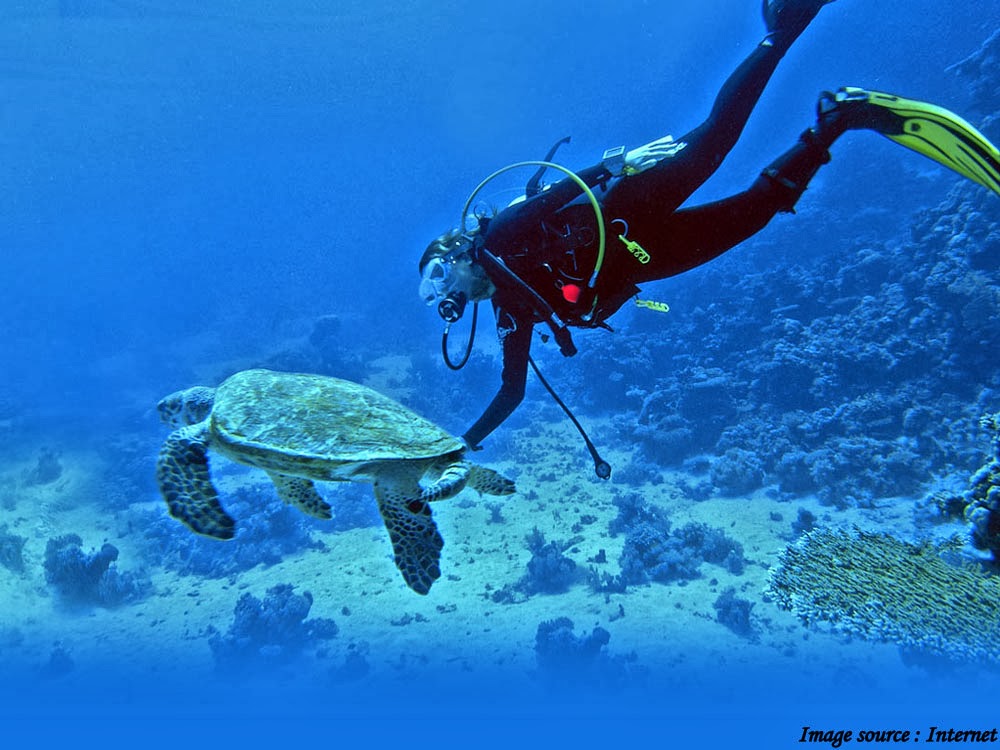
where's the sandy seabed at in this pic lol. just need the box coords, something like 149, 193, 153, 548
0, 416, 991, 745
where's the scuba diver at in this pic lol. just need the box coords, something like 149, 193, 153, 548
417, 0, 1000, 472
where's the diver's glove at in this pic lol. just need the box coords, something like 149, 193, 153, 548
604, 136, 688, 177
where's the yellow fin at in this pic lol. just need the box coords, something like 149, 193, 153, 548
847, 87, 1000, 196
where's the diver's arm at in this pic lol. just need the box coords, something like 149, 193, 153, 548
461, 307, 533, 449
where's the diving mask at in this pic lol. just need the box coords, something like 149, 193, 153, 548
419, 256, 453, 305
419, 257, 471, 322
418, 231, 477, 305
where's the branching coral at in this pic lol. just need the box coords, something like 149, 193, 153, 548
768, 529, 1000, 664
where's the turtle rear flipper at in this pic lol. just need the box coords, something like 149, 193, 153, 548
267, 472, 332, 519
467, 466, 516, 497
156, 424, 235, 540
374, 480, 444, 595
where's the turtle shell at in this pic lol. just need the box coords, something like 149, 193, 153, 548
210, 369, 462, 464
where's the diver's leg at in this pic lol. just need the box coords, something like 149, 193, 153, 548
604, 1, 833, 221
629, 75, 1000, 285
630, 132, 832, 284
756, 128, 834, 213
753, 82, 1000, 213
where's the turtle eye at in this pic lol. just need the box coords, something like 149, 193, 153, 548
156, 399, 176, 424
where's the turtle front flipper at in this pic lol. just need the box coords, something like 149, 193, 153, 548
467, 466, 516, 497
420, 459, 472, 502
374, 479, 444, 595
156, 423, 235, 540
266, 472, 332, 520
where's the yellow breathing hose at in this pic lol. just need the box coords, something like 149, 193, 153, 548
460, 160, 606, 289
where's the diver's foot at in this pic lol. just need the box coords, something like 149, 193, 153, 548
815, 88, 897, 134
816, 86, 1000, 196
763, 0, 835, 35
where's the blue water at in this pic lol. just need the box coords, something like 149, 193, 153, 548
3, 1, 1000, 746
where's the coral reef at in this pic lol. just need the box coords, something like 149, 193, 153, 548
0, 476, 15, 511
768, 529, 1000, 664
135, 481, 338, 577
490, 529, 579, 601
564, 221, 998, 504
608, 490, 671, 537
600, 492, 745, 588
323, 482, 383, 532
23, 447, 62, 487
619, 521, 745, 585
521, 529, 577, 595
790, 508, 817, 537
41, 644, 75, 679
948, 28, 1000, 126
713, 587, 758, 641
208, 584, 339, 674
945, 412, 1000, 561
710, 448, 765, 495
96, 431, 163, 510
484, 502, 505, 524
43, 534, 150, 607
0, 525, 26, 573
533, 617, 640, 690
257, 314, 368, 385
329, 643, 371, 683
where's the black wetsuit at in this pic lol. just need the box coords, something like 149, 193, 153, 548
463, 30, 835, 448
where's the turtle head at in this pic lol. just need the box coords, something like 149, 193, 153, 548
157, 386, 215, 427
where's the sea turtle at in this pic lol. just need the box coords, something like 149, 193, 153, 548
155, 368, 515, 594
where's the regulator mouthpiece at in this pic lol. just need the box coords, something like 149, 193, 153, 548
438, 291, 468, 324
